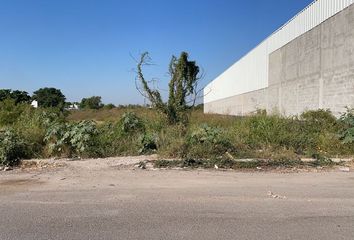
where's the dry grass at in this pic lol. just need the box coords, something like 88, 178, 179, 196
67, 107, 160, 123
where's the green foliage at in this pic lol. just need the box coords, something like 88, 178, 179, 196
157, 123, 186, 158
0, 129, 27, 166
119, 112, 145, 133
32, 87, 66, 109
103, 103, 116, 110
0, 89, 11, 101
300, 109, 337, 128
340, 108, 354, 144
139, 132, 158, 154
79, 96, 104, 110
188, 124, 225, 144
10, 90, 31, 104
153, 158, 306, 170
1, 99, 354, 164
0, 89, 31, 104
95, 122, 139, 157
136, 52, 201, 124
185, 124, 233, 159
0, 99, 28, 126
230, 109, 345, 157
44, 120, 98, 157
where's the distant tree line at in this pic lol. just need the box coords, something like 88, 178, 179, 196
0, 89, 31, 104
0, 87, 145, 111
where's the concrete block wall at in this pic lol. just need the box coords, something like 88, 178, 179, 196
205, 3, 354, 117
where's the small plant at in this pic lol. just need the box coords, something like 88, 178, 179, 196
139, 132, 158, 154
0, 99, 28, 126
309, 152, 334, 167
0, 129, 27, 166
184, 124, 234, 159
119, 112, 144, 134
340, 108, 354, 144
189, 124, 225, 144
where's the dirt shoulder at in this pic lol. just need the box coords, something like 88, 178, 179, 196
0, 155, 353, 193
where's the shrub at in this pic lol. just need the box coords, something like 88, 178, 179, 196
44, 120, 98, 157
244, 114, 282, 148
79, 96, 104, 110
340, 108, 354, 144
139, 132, 158, 154
230, 110, 344, 158
0, 99, 28, 126
103, 103, 116, 110
95, 121, 143, 157
188, 124, 229, 145
157, 123, 187, 158
185, 124, 233, 158
0, 129, 27, 166
119, 112, 145, 134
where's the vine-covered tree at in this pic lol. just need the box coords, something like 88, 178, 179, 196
136, 52, 202, 124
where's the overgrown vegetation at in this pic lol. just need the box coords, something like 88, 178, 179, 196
0, 129, 28, 166
2, 91, 354, 169
136, 52, 201, 124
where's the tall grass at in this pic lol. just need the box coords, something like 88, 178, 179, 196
1, 102, 354, 166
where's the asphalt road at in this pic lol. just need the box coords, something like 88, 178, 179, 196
1, 161, 354, 240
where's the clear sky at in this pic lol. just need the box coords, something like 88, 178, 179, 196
0, 0, 313, 104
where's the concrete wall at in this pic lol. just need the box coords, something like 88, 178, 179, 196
205, 3, 354, 117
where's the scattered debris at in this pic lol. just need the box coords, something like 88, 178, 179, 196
267, 191, 287, 199
256, 167, 262, 170
138, 161, 147, 169
3, 166, 12, 171
214, 164, 219, 169
68, 157, 81, 161
20, 160, 66, 170
339, 167, 350, 172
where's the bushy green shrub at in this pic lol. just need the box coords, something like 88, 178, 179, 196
156, 123, 187, 158
185, 124, 233, 158
340, 108, 354, 144
44, 120, 98, 157
189, 124, 225, 144
95, 120, 144, 157
90, 112, 149, 157
300, 109, 337, 130
231, 110, 345, 158
119, 112, 145, 134
0, 129, 27, 166
139, 132, 158, 154
0, 99, 28, 126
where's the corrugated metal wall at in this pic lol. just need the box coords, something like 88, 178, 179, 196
204, 0, 354, 103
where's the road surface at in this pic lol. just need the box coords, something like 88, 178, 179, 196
1, 158, 354, 240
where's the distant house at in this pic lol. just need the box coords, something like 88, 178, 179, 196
66, 103, 79, 110
31, 100, 38, 108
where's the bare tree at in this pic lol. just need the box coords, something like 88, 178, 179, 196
135, 52, 202, 124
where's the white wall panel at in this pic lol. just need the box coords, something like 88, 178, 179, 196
204, 0, 354, 103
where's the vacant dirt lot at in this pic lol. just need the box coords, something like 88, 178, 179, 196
1, 157, 354, 240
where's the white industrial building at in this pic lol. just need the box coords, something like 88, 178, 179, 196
204, 0, 354, 117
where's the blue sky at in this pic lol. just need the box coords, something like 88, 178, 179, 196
0, 0, 313, 104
